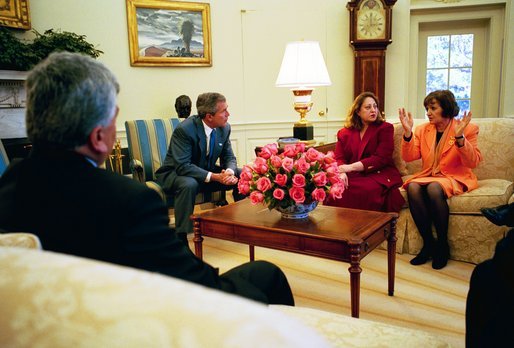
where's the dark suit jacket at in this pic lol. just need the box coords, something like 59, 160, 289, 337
155, 115, 238, 192
0, 147, 220, 288
466, 229, 514, 348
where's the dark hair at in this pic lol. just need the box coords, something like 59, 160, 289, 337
196, 92, 226, 119
344, 91, 385, 130
423, 90, 460, 118
25, 52, 119, 149
174, 95, 192, 119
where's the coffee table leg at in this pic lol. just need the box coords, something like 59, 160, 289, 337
249, 245, 255, 261
349, 243, 362, 318
193, 220, 204, 260
387, 218, 397, 296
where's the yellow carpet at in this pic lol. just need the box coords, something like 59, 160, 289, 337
193, 236, 475, 348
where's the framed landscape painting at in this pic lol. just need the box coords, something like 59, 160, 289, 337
126, 0, 212, 67
0, 0, 31, 30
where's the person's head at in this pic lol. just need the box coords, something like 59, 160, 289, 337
196, 92, 229, 128
344, 92, 384, 130
423, 90, 460, 122
175, 94, 192, 119
25, 52, 120, 164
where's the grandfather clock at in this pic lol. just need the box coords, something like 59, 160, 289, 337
347, 0, 396, 111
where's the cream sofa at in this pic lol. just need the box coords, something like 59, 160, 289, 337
319, 118, 513, 264
392, 118, 514, 264
0, 242, 450, 347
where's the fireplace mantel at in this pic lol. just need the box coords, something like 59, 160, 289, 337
0, 69, 28, 139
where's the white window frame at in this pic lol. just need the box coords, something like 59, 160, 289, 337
409, 5, 505, 118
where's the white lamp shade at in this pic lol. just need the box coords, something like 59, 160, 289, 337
275, 41, 331, 88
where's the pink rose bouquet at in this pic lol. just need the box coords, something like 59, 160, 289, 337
238, 143, 345, 210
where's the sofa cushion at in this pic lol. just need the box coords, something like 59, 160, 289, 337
471, 118, 514, 181
0, 247, 329, 348
449, 179, 514, 214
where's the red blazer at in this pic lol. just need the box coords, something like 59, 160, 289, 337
335, 121, 403, 189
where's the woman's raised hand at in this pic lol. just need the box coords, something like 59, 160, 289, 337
398, 108, 413, 137
454, 111, 472, 137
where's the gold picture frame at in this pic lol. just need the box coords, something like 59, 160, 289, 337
0, 0, 31, 30
126, 0, 212, 67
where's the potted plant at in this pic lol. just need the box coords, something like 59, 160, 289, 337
0, 27, 103, 71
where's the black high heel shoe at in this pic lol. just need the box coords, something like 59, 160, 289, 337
410, 247, 432, 266
432, 242, 450, 270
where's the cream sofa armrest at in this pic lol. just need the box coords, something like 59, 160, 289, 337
0, 233, 42, 249
0, 248, 330, 348
509, 192, 514, 205
271, 305, 450, 347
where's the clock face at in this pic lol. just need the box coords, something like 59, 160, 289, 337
357, 10, 386, 40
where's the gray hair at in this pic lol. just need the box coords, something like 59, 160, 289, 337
25, 52, 120, 149
196, 92, 226, 118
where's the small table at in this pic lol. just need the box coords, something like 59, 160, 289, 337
192, 199, 397, 318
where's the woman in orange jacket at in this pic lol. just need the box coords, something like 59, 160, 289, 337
399, 90, 482, 269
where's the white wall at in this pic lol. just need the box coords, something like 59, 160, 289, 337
17, 0, 513, 163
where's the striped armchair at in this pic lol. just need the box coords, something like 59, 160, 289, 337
124, 118, 225, 207
0, 140, 9, 177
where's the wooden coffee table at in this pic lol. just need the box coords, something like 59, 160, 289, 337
192, 199, 398, 318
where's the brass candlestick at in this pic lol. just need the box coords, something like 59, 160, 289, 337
108, 139, 124, 175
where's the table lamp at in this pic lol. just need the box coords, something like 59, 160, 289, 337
275, 41, 331, 143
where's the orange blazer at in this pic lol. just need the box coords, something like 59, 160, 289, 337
401, 119, 482, 197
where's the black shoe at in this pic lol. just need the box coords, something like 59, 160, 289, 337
215, 200, 229, 207
432, 243, 450, 270
410, 247, 432, 266
480, 204, 514, 227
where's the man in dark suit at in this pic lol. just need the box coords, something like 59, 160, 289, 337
0, 52, 294, 306
156, 93, 245, 239
466, 203, 514, 347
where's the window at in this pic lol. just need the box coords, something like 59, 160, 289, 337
426, 34, 473, 115
410, 5, 504, 119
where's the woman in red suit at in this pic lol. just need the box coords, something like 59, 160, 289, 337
325, 92, 404, 213
399, 90, 482, 269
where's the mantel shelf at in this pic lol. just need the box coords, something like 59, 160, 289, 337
0, 70, 29, 81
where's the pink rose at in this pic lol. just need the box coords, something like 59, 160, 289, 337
305, 147, 322, 162
283, 144, 297, 157
295, 142, 306, 153
249, 191, 265, 204
323, 151, 336, 164
329, 174, 342, 185
256, 177, 272, 192
289, 186, 306, 204
258, 146, 273, 159
311, 188, 326, 202
281, 157, 294, 172
324, 162, 339, 176
237, 180, 251, 195
270, 155, 282, 168
292, 174, 306, 187
274, 173, 288, 187
264, 143, 278, 155
240, 165, 253, 181
329, 183, 345, 200
252, 157, 268, 175
294, 157, 311, 174
312, 171, 328, 187
273, 188, 285, 200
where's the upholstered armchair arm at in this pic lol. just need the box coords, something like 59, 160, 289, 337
129, 159, 145, 183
